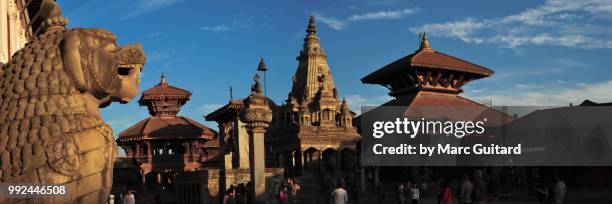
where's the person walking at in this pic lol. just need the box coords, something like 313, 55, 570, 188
410, 183, 420, 204
396, 183, 407, 204
460, 174, 474, 204
330, 179, 349, 204
223, 185, 237, 204
553, 178, 566, 204
278, 184, 290, 204
287, 178, 301, 204
472, 170, 487, 204
404, 181, 412, 203
441, 181, 453, 204
536, 181, 549, 204
123, 189, 135, 204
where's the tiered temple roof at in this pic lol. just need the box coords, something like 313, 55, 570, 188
360, 33, 512, 125
362, 33, 493, 96
118, 74, 216, 142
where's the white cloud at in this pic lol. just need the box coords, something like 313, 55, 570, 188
464, 80, 612, 106
410, 0, 612, 49
312, 12, 347, 31
120, 0, 182, 21
411, 18, 488, 44
201, 25, 232, 32
200, 19, 252, 32
312, 7, 419, 31
347, 8, 420, 21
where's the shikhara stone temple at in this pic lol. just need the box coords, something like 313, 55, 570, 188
2, 1, 612, 204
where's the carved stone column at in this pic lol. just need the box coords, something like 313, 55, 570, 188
240, 74, 272, 204
146, 141, 152, 162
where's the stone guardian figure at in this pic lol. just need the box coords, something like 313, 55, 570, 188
0, 0, 146, 203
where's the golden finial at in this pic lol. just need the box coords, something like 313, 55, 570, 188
307, 16, 317, 34
420, 32, 431, 50
160, 72, 167, 85
257, 57, 267, 71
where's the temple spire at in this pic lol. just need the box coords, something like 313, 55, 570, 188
307, 15, 317, 34
419, 32, 431, 50
257, 57, 267, 71
160, 72, 167, 85
229, 85, 233, 100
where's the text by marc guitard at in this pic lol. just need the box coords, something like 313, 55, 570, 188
370, 118, 521, 156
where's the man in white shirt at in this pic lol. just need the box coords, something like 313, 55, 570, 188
460, 174, 474, 204
330, 180, 348, 204
410, 184, 420, 204
123, 189, 135, 204
553, 178, 567, 204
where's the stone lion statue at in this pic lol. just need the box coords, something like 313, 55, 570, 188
0, 0, 145, 203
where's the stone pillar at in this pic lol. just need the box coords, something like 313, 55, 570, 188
236, 119, 251, 168
135, 143, 141, 157
146, 142, 152, 162
219, 123, 234, 169
218, 123, 230, 200
240, 74, 272, 204
318, 152, 323, 174
295, 150, 303, 175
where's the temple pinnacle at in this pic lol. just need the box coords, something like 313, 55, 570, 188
160, 72, 167, 85
257, 57, 267, 71
307, 15, 317, 34
419, 32, 431, 50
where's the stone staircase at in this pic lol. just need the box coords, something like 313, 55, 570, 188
296, 171, 327, 203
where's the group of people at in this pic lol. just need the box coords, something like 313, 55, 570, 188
277, 177, 301, 204
394, 181, 422, 204
391, 170, 488, 204
536, 178, 567, 204
223, 183, 249, 204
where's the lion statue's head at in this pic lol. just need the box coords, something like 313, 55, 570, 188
62, 28, 146, 106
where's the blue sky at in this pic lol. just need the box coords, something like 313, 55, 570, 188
57, 0, 612, 137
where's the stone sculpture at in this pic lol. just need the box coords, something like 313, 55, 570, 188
0, 0, 146, 203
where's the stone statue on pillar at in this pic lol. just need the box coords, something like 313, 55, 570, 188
240, 73, 272, 204
0, 0, 146, 203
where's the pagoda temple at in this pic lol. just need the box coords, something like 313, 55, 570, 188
114, 74, 219, 203
360, 33, 514, 182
